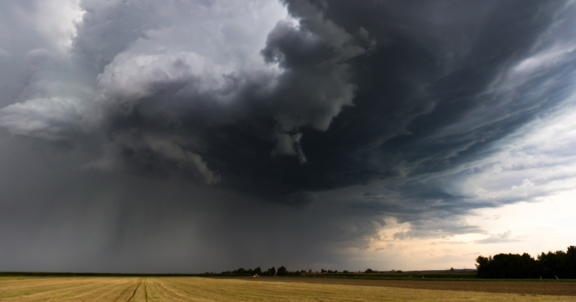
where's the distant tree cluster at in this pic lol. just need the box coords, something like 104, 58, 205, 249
213, 266, 415, 277
220, 267, 262, 276
215, 266, 313, 276
321, 269, 340, 273
476, 246, 576, 279
363, 268, 403, 274
260, 267, 274, 276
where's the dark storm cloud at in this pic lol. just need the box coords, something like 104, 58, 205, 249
0, 137, 386, 273
1, 0, 576, 272
192, 0, 575, 211
97, 0, 572, 199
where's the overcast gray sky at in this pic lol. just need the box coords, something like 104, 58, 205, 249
1, 0, 576, 273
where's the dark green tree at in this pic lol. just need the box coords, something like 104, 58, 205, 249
567, 246, 576, 278
267, 267, 276, 276
538, 246, 576, 279
277, 266, 288, 276
474, 246, 576, 279
476, 253, 538, 278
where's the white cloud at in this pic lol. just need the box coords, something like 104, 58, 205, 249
455, 102, 576, 204
28, 0, 85, 51
473, 230, 521, 244
94, 51, 235, 112
0, 97, 85, 140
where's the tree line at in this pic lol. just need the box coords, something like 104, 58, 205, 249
205, 267, 410, 276
211, 266, 304, 276
476, 245, 576, 279
205, 267, 369, 276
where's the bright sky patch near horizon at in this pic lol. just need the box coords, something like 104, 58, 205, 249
0, 0, 575, 273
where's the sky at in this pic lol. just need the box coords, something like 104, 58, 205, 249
0, 0, 576, 274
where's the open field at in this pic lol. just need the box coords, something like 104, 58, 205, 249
224, 277, 576, 296
1, 276, 576, 301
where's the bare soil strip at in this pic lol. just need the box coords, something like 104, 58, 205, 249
222, 276, 576, 296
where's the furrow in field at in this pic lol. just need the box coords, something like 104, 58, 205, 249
164, 278, 231, 301
79, 278, 137, 302
114, 279, 142, 302
146, 278, 190, 302
126, 281, 140, 302
128, 279, 154, 302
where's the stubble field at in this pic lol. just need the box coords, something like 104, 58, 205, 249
228, 276, 576, 296
0, 276, 575, 301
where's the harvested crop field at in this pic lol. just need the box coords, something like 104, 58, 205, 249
0, 276, 575, 301
225, 276, 576, 297
224, 277, 576, 296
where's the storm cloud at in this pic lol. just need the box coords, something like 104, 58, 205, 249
1, 0, 576, 272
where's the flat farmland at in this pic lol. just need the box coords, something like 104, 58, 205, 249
0, 276, 575, 301
227, 276, 576, 296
